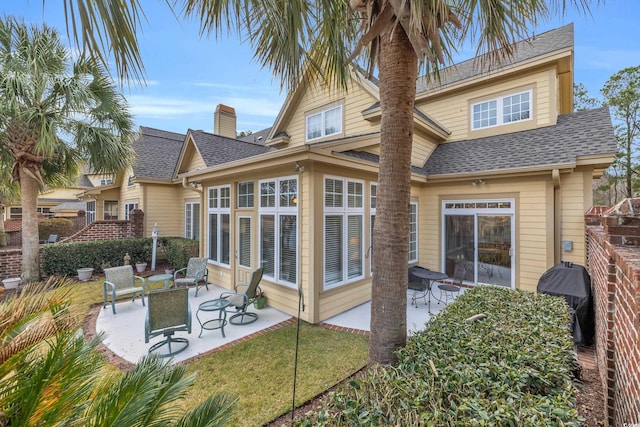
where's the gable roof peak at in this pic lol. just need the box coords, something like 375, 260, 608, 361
416, 23, 574, 94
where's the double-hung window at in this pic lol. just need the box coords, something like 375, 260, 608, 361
185, 202, 200, 240
324, 176, 364, 288
369, 184, 418, 268
259, 177, 298, 286
471, 90, 532, 130
306, 104, 343, 141
208, 186, 231, 265
124, 202, 138, 220
408, 202, 418, 263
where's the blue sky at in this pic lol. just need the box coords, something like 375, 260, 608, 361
3, 1, 640, 135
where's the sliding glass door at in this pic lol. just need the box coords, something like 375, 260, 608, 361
443, 200, 514, 288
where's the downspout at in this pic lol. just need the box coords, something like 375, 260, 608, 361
552, 169, 561, 264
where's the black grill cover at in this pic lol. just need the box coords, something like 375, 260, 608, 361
537, 261, 595, 345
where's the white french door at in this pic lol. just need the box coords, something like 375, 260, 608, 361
442, 199, 515, 288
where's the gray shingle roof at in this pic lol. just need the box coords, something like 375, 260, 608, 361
237, 127, 272, 145
133, 127, 186, 180
342, 108, 616, 177
189, 130, 275, 167
362, 102, 449, 135
416, 23, 574, 93
421, 107, 616, 176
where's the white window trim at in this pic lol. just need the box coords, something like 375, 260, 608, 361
184, 201, 200, 240
124, 201, 139, 220
238, 215, 252, 269
441, 198, 515, 287
306, 104, 343, 142
237, 181, 254, 208
409, 202, 418, 264
207, 185, 231, 267
471, 89, 532, 130
323, 175, 365, 290
258, 176, 298, 287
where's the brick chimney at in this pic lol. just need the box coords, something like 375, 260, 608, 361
214, 104, 237, 139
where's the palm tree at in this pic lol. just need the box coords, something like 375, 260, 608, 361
0, 17, 137, 282
54, 0, 596, 364
0, 278, 236, 426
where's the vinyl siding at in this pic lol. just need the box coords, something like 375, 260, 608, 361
419, 175, 554, 292
283, 79, 378, 148
420, 68, 556, 142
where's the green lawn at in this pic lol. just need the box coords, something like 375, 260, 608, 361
70, 279, 369, 426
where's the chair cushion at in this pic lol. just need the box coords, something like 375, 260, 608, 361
226, 294, 245, 308
114, 286, 144, 297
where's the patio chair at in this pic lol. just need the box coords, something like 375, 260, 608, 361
221, 266, 264, 325
173, 257, 209, 297
438, 263, 465, 304
103, 265, 148, 314
145, 287, 191, 357
408, 265, 429, 307
41, 234, 58, 244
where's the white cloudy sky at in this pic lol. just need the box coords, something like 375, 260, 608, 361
3, 0, 640, 135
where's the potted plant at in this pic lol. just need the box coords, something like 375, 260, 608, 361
135, 261, 147, 273
2, 277, 21, 289
253, 290, 267, 309
77, 267, 94, 281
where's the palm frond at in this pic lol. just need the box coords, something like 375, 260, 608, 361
0, 277, 80, 368
175, 392, 237, 427
59, 0, 147, 84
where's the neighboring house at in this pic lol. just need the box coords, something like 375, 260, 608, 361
175, 23, 615, 323
80, 126, 202, 238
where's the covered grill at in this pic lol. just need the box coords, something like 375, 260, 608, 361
537, 261, 595, 346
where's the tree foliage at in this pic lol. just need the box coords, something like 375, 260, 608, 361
44, 0, 599, 365
0, 278, 236, 426
0, 17, 137, 281
601, 65, 640, 198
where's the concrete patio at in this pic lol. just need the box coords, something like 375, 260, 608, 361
96, 282, 465, 364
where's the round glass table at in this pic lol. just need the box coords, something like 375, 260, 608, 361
147, 273, 173, 289
196, 298, 231, 338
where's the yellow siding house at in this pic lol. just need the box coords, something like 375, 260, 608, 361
176, 23, 615, 323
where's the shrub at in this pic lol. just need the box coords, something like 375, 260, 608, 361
297, 286, 581, 426
42, 238, 153, 275
38, 218, 73, 240
159, 237, 199, 270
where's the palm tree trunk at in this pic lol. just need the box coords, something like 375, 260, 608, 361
369, 21, 417, 365
20, 165, 41, 282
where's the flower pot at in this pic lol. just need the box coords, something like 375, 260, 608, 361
2, 277, 21, 289
77, 267, 94, 281
164, 268, 175, 275
135, 263, 147, 273
253, 295, 267, 310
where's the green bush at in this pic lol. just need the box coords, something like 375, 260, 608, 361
298, 286, 581, 426
159, 237, 199, 270
38, 218, 73, 240
42, 238, 153, 275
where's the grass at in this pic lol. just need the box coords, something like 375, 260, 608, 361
66, 278, 369, 426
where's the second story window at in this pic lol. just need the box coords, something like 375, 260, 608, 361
472, 90, 531, 130
306, 105, 342, 141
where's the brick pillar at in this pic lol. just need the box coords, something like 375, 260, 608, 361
130, 209, 144, 238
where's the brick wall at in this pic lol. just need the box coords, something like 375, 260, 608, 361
585, 200, 640, 426
0, 211, 144, 281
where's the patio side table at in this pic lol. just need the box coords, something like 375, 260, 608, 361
147, 273, 173, 289
196, 298, 230, 338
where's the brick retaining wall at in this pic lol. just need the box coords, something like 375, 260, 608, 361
585, 201, 640, 426
0, 211, 144, 281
